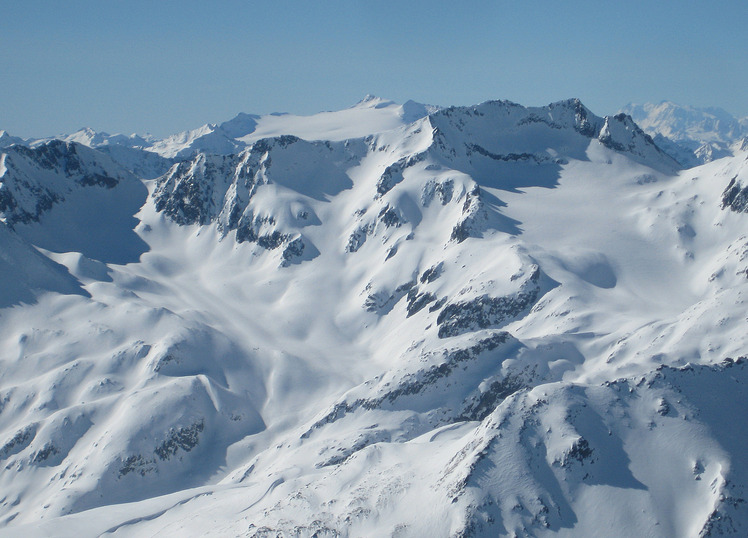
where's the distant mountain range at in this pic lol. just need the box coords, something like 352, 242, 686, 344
620, 101, 748, 167
4, 98, 745, 177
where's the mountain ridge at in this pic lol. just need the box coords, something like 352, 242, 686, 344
0, 96, 746, 536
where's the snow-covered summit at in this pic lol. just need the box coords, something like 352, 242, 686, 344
148, 122, 244, 159
353, 94, 398, 108
234, 95, 435, 145
0, 130, 26, 149
150, 97, 679, 265
40, 97, 438, 164
216, 112, 261, 139
61, 127, 153, 149
429, 98, 679, 174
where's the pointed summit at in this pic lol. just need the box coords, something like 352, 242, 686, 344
0, 130, 25, 148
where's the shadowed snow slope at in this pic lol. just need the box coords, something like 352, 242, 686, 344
0, 98, 747, 537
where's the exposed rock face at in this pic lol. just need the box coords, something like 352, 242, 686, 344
0, 141, 132, 227
375, 152, 425, 198
0, 130, 26, 149
152, 98, 680, 267
119, 419, 205, 477
153, 136, 363, 263
439, 359, 748, 537
450, 184, 488, 242
721, 176, 748, 213
437, 288, 540, 338
598, 113, 681, 171
302, 331, 523, 441
436, 266, 550, 338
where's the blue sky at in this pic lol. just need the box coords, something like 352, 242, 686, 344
2, 0, 746, 138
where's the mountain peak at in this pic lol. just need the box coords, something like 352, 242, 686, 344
218, 112, 260, 139
353, 94, 397, 109
549, 96, 587, 108
0, 130, 25, 149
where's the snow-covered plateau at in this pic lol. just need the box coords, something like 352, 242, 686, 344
0, 97, 747, 537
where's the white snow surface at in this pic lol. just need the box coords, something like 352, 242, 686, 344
0, 98, 747, 537
31, 97, 436, 163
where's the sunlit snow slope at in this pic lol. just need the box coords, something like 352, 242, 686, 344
0, 98, 747, 537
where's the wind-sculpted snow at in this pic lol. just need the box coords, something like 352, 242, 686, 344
0, 222, 88, 307
170, 360, 747, 538
0, 310, 266, 521
0, 97, 748, 536
301, 331, 523, 439
152, 98, 678, 264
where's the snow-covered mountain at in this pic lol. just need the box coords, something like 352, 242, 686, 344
147, 95, 437, 160
18, 128, 170, 181
14, 97, 437, 180
0, 131, 26, 149
0, 97, 747, 537
620, 101, 748, 168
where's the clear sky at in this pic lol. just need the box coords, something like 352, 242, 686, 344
2, 0, 746, 138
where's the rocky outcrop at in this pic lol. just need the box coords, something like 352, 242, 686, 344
436, 266, 547, 338
118, 419, 205, 477
302, 331, 523, 442
375, 152, 425, 198
721, 176, 748, 213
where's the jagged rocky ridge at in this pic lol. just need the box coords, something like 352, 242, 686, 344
235, 359, 748, 538
153, 135, 364, 264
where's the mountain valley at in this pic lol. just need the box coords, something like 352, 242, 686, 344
0, 96, 747, 537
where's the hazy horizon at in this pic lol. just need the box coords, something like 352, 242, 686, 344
3, 0, 746, 138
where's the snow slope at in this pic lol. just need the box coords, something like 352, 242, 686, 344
36, 97, 435, 166
0, 98, 747, 537
147, 96, 435, 160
